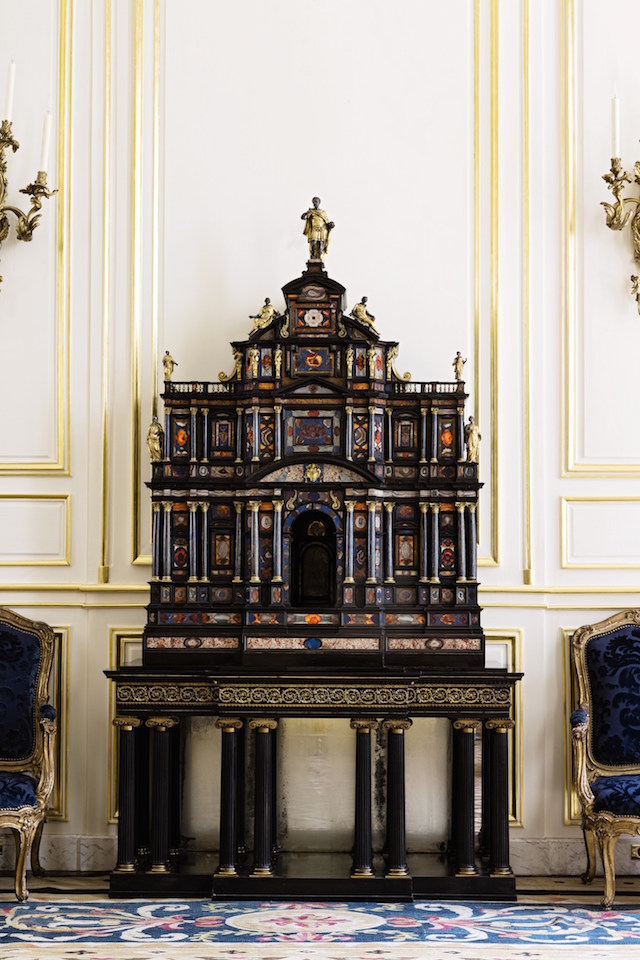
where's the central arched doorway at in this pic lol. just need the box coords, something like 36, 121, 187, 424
291, 510, 336, 607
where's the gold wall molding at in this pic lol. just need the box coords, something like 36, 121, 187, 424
561, 496, 640, 569
0, 495, 70, 566
562, 626, 581, 824
522, 0, 532, 583
561, 0, 640, 476
99, 0, 112, 583
0, 0, 71, 476
486, 631, 523, 826
48, 627, 69, 821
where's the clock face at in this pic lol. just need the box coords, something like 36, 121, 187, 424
303, 309, 325, 328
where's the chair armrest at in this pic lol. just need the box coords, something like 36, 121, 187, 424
35, 710, 57, 808
570, 708, 595, 809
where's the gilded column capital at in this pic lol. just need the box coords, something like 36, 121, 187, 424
162, 500, 172, 512
112, 717, 141, 731
201, 501, 209, 513
456, 502, 466, 514
486, 718, 515, 733
384, 501, 394, 514
430, 503, 440, 514
188, 501, 199, 513
249, 718, 278, 732
468, 503, 477, 514
274, 403, 283, 414
350, 718, 378, 732
248, 500, 260, 513
419, 502, 429, 514
368, 404, 376, 414
453, 719, 482, 733
145, 717, 179, 731
345, 404, 353, 414
215, 718, 243, 732
366, 500, 377, 513
234, 500, 243, 514
273, 500, 284, 512
190, 405, 198, 416
152, 501, 161, 513
345, 500, 355, 514
382, 718, 413, 734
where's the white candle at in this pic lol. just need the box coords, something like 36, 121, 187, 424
611, 94, 620, 158
4, 61, 15, 123
39, 112, 51, 173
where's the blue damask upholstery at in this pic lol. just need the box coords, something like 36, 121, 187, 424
591, 775, 640, 817
0, 624, 42, 761
585, 626, 640, 767
0, 772, 37, 810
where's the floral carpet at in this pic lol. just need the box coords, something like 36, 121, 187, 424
1, 899, 640, 959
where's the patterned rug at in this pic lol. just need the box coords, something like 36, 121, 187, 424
1, 899, 640, 959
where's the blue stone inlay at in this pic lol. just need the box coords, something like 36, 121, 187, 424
304, 637, 322, 650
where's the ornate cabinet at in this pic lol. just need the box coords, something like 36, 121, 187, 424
108, 221, 520, 900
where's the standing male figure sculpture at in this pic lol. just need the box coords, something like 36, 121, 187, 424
301, 197, 334, 261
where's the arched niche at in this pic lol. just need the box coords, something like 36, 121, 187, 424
290, 510, 337, 607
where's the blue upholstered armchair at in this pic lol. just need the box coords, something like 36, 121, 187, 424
570, 609, 640, 909
0, 608, 57, 901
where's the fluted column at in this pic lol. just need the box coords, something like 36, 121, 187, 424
430, 408, 438, 462
274, 404, 282, 460
368, 405, 376, 463
162, 501, 172, 582
190, 406, 198, 462
345, 406, 353, 461
386, 408, 393, 462
457, 405, 465, 461
188, 502, 198, 582
251, 407, 260, 462
235, 407, 243, 463
452, 719, 480, 876
467, 503, 478, 581
456, 503, 467, 582
366, 500, 377, 583
249, 501, 260, 583
151, 502, 161, 580
430, 503, 440, 583
384, 502, 395, 583
113, 717, 141, 872
201, 408, 209, 462
249, 719, 278, 878
200, 503, 209, 581
272, 500, 283, 582
383, 719, 412, 877
344, 501, 355, 583
486, 719, 515, 877
146, 717, 178, 874
420, 407, 428, 463
233, 501, 243, 583
350, 719, 377, 878
419, 502, 429, 583
215, 718, 243, 877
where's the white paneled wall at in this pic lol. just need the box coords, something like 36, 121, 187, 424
1, 0, 639, 875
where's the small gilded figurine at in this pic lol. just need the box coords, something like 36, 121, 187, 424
631, 275, 640, 315
453, 351, 467, 381
346, 345, 354, 378
367, 345, 378, 379
249, 297, 278, 332
248, 347, 260, 379
464, 416, 481, 463
351, 296, 377, 330
274, 345, 283, 379
162, 350, 177, 381
146, 415, 164, 462
301, 196, 334, 261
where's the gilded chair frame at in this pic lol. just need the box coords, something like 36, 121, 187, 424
0, 608, 57, 901
570, 608, 640, 910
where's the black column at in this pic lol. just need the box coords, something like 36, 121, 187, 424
250, 719, 278, 878
452, 720, 479, 876
114, 718, 140, 871
351, 719, 377, 878
479, 722, 492, 863
236, 722, 246, 855
384, 719, 412, 878
135, 722, 150, 861
146, 718, 178, 874
215, 719, 242, 877
169, 723, 182, 860
486, 719, 515, 877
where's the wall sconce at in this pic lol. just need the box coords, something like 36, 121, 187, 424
601, 94, 640, 313
0, 63, 56, 288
